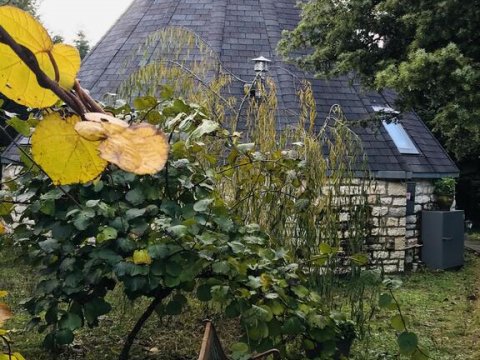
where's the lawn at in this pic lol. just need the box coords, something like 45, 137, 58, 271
1, 245, 480, 359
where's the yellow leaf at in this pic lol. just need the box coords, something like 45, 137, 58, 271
74, 121, 108, 141
50, 43, 81, 90
0, 303, 12, 327
0, 353, 25, 360
31, 113, 107, 185
0, 329, 7, 336
0, 6, 80, 108
132, 250, 152, 265
77, 113, 169, 175
0, 291, 7, 298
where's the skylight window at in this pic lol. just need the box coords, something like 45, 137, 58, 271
373, 106, 420, 155
382, 121, 419, 154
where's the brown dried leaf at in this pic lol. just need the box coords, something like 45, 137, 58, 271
77, 113, 169, 175
0, 303, 12, 327
99, 124, 169, 175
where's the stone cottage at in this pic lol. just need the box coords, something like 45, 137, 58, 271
6, 0, 460, 272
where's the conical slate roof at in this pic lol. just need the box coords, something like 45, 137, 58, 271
78, 0, 458, 179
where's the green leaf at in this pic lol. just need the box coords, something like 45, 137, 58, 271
165, 300, 183, 315
390, 314, 406, 331
231, 342, 249, 354
6, 116, 30, 136
146, 110, 164, 125
319, 243, 333, 255
168, 225, 188, 237
247, 321, 269, 340
0, 202, 13, 216
383, 278, 403, 290
211, 285, 230, 302
282, 316, 304, 335
96, 227, 118, 243
379, 293, 393, 308
73, 210, 95, 230
258, 305, 273, 322
125, 208, 146, 220
58, 312, 82, 331
125, 187, 145, 206
39, 239, 60, 253
412, 347, 429, 360
189, 119, 219, 139
236, 143, 255, 153
351, 253, 369, 266
196, 284, 212, 302
292, 285, 309, 298
212, 261, 230, 275
133, 96, 157, 110
270, 301, 285, 316
55, 329, 74, 345
193, 198, 214, 212
40, 199, 55, 215
160, 85, 174, 100
166, 260, 182, 277
84, 298, 111, 325
85, 199, 100, 207
225, 302, 240, 318
41, 188, 65, 200
397, 331, 418, 355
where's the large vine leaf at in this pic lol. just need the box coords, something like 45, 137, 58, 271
31, 113, 107, 185
75, 113, 169, 175
0, 6, 80, 108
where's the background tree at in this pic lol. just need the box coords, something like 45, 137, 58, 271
279, 0, 480, 160
279, 0, 480, 224
73, 30, 90, 59
8, 0, 38, 15
51, 34, 64, 44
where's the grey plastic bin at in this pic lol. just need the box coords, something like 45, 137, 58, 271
421, 210, 464, 270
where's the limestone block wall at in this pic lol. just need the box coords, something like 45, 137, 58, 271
366, 179, 435, 273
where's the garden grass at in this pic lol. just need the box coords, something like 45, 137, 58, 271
1, 245, 480, 359
0, 246, 240, 360
352, 251, 480, 360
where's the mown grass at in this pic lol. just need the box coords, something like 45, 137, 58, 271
1, 244, 480, 359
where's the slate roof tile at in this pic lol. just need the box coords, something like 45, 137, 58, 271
78, 0, 458, 179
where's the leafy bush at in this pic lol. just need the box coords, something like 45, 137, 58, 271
433, 177, 456, 196
0, 6, 379, 360
0, 95, 356, 359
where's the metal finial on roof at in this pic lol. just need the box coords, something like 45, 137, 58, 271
251, 56, 272, 74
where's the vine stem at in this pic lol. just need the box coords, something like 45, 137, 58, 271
0, 25, 104, 117
0, 334, 12, 360
118, 288, 172, 360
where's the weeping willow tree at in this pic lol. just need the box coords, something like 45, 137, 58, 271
118, 26, 236, 124
118, 26, 380, 325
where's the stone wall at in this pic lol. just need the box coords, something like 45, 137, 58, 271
366, 179, 435, 273
1, 162, 437, 273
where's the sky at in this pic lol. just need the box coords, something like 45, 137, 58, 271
38, 0, 133, 46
